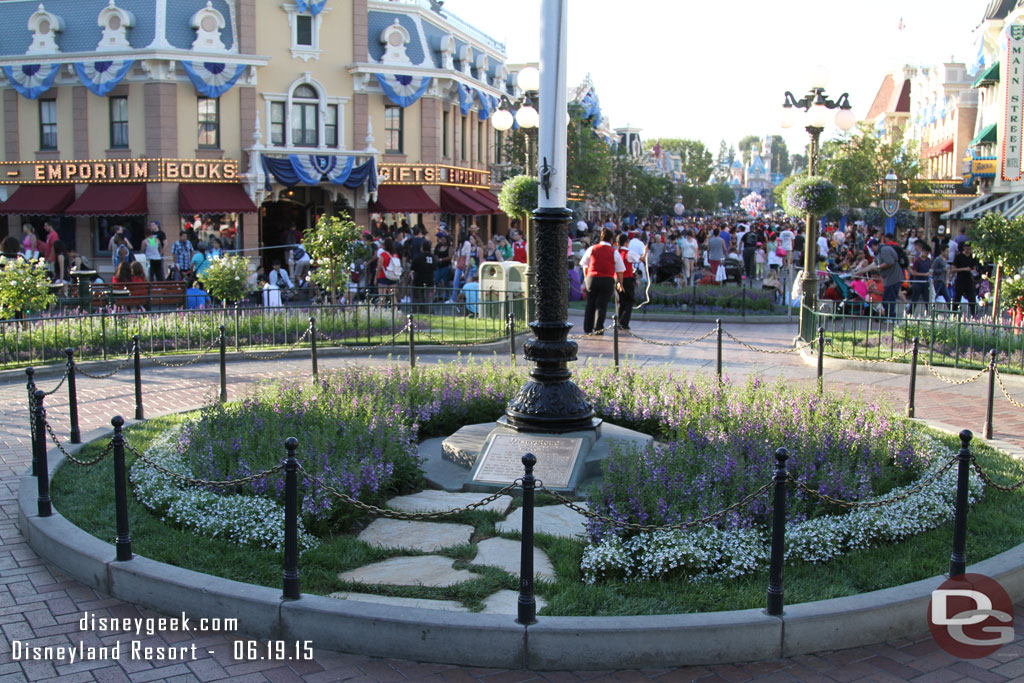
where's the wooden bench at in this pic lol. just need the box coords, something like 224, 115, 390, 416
88, 281, 187, 310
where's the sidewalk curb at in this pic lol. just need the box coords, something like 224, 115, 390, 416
18, 416, 1024, 669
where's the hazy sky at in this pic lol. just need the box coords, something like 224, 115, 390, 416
442, 0, 985, 156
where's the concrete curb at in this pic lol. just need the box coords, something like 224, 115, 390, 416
18, 425, 1024, 669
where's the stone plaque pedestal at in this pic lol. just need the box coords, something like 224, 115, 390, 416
418, 418, 653, 494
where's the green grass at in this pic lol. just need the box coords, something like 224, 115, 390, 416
50, 417, 1024, 616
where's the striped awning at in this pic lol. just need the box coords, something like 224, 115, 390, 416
941, 193, 998, 220
956, 192, 1024, 220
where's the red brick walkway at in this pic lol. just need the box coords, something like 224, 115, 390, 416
2, 318, 1024, 681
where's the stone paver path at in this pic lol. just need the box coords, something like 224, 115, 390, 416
357, 518, 475, 552
497, 503, 590, 539
3, 316, 1024, 680
472, 538, 556, 583
338, 555, 477, 587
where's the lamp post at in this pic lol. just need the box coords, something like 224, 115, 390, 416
503, 0, 595, 433
781, 67, 855, 342
493, 68, 540, 323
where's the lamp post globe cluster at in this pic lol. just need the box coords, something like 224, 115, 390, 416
491, 66, 540, 133
779, 66, 855, 343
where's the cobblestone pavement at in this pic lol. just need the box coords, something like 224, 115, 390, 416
2, 317, 1024, 682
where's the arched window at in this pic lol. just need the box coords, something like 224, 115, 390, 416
291, 84, 319, 146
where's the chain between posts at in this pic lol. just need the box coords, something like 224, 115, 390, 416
922, 359, 988, 385
237, 325, 313, 361
790, 455, 959, 509
620, 327, 717, 347
535, 481, 774, 533
37, 367, 70, 396
568, 326, 612, 340
994, 367, 1024, 409
824, 342, 915, 364
723, 330, 816, 355
297, 464, 520, 519
417, 327, 509, 348
142, 338, 218, 368
75, 355, 133, 379
45, 419, 113, 466
123, 439, 286, 488
320, 321, 413, 351
970, 455, 1024, 492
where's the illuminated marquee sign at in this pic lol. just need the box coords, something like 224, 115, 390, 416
908, 197, 952, 212
1003, 24, 1024, 181
0, 158, 240, 185
379, 163, 490, 188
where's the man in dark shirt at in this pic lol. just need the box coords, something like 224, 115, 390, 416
410, 239, 436, 303
951, 241, 980, 317
433, 232, 453, 295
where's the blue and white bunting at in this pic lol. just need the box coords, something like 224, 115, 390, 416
288, 155, 355, 185
74, 60, 134, 96
181, 61, 247, 98
457, 82, 473, 115
1, 64, 59, 100
376, 73, 432, 108
476, 89, 494, 120
294, 0, 327, 15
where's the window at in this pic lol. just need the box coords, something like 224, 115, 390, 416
197, 97, 220, 149
495, 130, 503, 164
109, 96, 128, 149
39, 99, 57, 151
442, 110, 450, 157
291, 84, 318, 147
477, 122, 485, 163
385, 105, 403, 154
460, 115, 467, 161
296, 15, 313, 46
270, 101, 285, 146
325, 104, 338, 148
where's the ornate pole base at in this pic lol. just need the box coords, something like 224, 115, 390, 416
504, 207, 596, 434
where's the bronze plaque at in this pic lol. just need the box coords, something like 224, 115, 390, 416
473, 435, 583, 488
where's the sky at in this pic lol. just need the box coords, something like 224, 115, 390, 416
441, 0, 986, 158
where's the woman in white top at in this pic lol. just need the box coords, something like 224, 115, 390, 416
679, 230, 698, 285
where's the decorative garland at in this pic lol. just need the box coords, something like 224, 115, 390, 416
73, 60, 134, 96
1, 64, 59, 100
376, 73, 432, 108
181, 61, 247, 98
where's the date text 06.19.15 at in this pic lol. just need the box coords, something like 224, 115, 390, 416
233, 640, 314, 661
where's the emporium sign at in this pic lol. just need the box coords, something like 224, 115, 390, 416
379, 163, 490, 188
1003, 24, 1024, 181
0, 158, 240, 185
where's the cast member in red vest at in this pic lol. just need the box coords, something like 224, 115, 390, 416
579, 227, 625, 334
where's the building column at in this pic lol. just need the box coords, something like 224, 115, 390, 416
421, 98, 441, 163
353, 93, 369, 152
144, 83, 180, 237
4, 90, 19, 238
353, 0, 368, 62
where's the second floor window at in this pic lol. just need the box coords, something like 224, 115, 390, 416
385, 105, 403, 154
495, 130, 503, 164
477, 122, 485, 163
325, 104, 338, 148
39, 99, 57, 151
296, 15, 313, 46
110, 97, 129, 149
270, 102, 285, 146
460, 115, 467, 161
443, 110, 450, 157
198, 97, 220, 149
291, 84, 318, 146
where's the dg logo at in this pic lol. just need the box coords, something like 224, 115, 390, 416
928, 573, 1015, 658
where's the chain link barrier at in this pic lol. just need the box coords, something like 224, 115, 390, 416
569, 326, 613, 340
922, 358, 988, 385
298, 464, 519, 519
536, 480, 774, 533
723, 330, 816, 355
620, 327, 716, 348
994, 367, 1024, 409
237, 325, 312, 361
124, 439, 286, 488
143, 338, 218, 368
45, 419, 112, 466
417, 325, 509, 349
319, 322, 411, 351
790, 455, 958, 509
824, 342, 915, 365
38, 367, 70, 396
971, 455, 1024, 492
75, 355, 132, 380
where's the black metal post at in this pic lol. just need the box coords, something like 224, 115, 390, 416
817, 325, 825, 394
27, 367, 38, 477
407, 314, 416, 369
508, 313, 516, 366
766, 447, 789, 616
111, 416, 132, 561
234, 303, 241, 352
309, 316, 318, 381
132, 335, 143, 420
984, 350, 996, 439
949, 429, 973, 578
100, 312, 108, 360
219, 325, 227, 403
716, 318, 723, 381
517, 452, 537, 625
66, 349, 81, 444
504, 207, 594, 433
907, 336, 919, 418
612, 315, 620, 371
283, 436, 301, 600
34, 390, 51, 517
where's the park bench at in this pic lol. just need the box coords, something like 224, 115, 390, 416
87, 281, 187, 310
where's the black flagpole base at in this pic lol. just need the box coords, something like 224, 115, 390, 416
504, 207, 596, 434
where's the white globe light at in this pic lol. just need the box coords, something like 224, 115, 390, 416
809, 64, 829, 90
516, 104, 539, 129
835, 107, 856, 131
491, 108, 514, 132
516, 66, 540, 92
809, 103, 830, 128
674, 202, 685, 216
781, 105, 797, 129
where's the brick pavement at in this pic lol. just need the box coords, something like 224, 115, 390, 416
2, 317, 1024, 681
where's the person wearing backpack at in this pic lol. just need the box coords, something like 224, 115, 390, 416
876, 237, 905, 318
376, 237, 402, 303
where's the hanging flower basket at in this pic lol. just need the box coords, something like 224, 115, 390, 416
786, 176, 839, 216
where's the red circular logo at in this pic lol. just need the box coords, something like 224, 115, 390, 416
928, 573, 1014, 658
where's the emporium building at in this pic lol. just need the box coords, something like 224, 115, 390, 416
0, 0, 511, 272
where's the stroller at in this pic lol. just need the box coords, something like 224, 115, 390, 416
826, 272, 870, 315
656, 250, 682, 284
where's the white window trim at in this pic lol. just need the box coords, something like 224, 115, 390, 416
262, 75, 348, 151
281, 3, 330, 62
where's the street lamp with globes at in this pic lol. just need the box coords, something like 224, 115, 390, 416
780, 66, 856, 342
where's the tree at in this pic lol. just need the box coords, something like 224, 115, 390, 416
712, 139, 734, 184
973, 213, 1024, 318
790, 153, 807, 175
198, 254, 251, 304
566, 103, 614, 202
737, 135, 761, 166
816, 123, 923, 210
768, 136, 791, 177
645, 138, 714, 185
305, 212, 369, 303
0, 256, 55, 318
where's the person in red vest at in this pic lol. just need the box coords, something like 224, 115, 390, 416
510, 228, 528, 263
616, 232, 640, 330
579, 227, 625, 334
